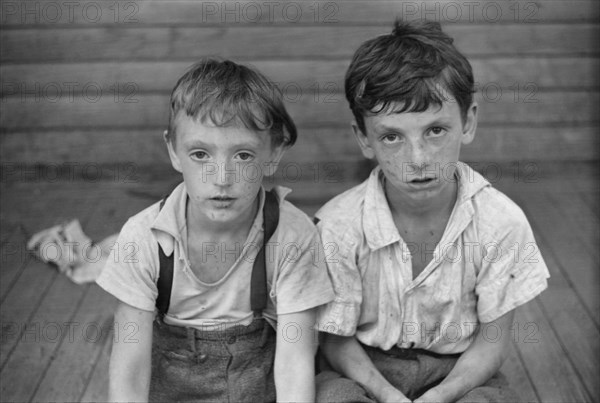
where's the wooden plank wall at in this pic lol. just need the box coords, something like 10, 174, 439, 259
1, 0, 599, 199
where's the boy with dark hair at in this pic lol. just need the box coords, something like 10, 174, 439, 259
315, 20, 549, 402
95, 59, 334, 402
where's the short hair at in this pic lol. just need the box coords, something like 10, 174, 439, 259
345, 20, 475, 133
168, 58, 297, 147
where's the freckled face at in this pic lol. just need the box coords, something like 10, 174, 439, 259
354, 100, 477, 204
166, 114, 283, 225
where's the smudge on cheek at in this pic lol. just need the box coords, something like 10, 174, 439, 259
381, 159, 403, 182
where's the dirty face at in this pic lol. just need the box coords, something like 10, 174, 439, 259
353, 99, 477, 206
166, 113, 283, 226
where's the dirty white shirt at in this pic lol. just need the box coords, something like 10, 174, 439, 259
315, 162, 549, 354
97, 183, 334, 330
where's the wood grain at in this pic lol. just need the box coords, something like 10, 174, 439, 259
2, 24, 598, 63
2, 58, 598, 100
1, 125, 598, 167
514, 300, 591, 402
1, 91, 597, 129
1, 0, 598, 26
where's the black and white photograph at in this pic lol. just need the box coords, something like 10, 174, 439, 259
0, 1, 598, 402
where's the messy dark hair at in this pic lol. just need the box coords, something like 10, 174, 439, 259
345, 20, 475, 133
168, 58, 297, 147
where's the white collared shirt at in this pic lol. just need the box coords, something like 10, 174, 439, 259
97, 183, 334, 330
315, 162, 549, 353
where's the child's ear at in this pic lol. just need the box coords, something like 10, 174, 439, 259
164, 130, 183, 173
461, 103, 478, 145
351, 121, 376, 159
263, 143, 286, 177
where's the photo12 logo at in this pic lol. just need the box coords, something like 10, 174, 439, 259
0, 1, 140, 24
0, 162, 140, 183
199, 1, 340, 24
0, 320, 141, 344
399, 1, 541, 23
1, 82, 139, 103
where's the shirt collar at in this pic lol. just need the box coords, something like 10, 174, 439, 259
363, 168, 401, 250
150, 183, 271, 258
150, 182, 188, 258
454, 161, 490, 204
362, 162, 490, 251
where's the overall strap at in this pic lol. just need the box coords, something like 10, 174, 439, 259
155, 190, 280, 317
250, 190, 280, 316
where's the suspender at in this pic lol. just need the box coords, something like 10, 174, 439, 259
155, 190, 280, 317
155, 196, 174, 316
250, 190, 279, 316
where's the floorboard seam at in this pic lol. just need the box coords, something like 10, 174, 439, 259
29, 283, 92, 402
0, 270, 58, 372
516, 197, 600, 332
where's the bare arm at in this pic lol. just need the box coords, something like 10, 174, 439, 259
275, 308, 319, 402
108, 301, 154, 402
415, 310, 515, 403
321, 333, 411, 403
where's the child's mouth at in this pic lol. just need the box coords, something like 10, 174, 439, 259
211, 196, 235, 202
410, 178, 435, 184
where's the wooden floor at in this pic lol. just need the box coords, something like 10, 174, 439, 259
0, 162, 598, 402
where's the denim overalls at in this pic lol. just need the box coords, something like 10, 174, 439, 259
149, 191, 279, 402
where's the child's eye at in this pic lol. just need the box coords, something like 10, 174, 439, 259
235, 152, 254, 161
381, 134, 401, 144
191, 151, 208, 160
428, 127, 447, 137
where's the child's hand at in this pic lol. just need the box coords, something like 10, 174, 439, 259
380, 386, 412, 403
413, 387, 444, 402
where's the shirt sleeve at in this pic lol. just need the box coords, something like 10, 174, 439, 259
476, 209, 550, 323
95, 218, 159, 312
314, 223, 364, 336
271, 201, 333, 315
271, 215, 335, 316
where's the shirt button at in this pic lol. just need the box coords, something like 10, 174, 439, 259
227, 336, 236, 344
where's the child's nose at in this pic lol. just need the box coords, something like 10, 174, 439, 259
407, 141, 430, 168
214, 161, 236, 186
